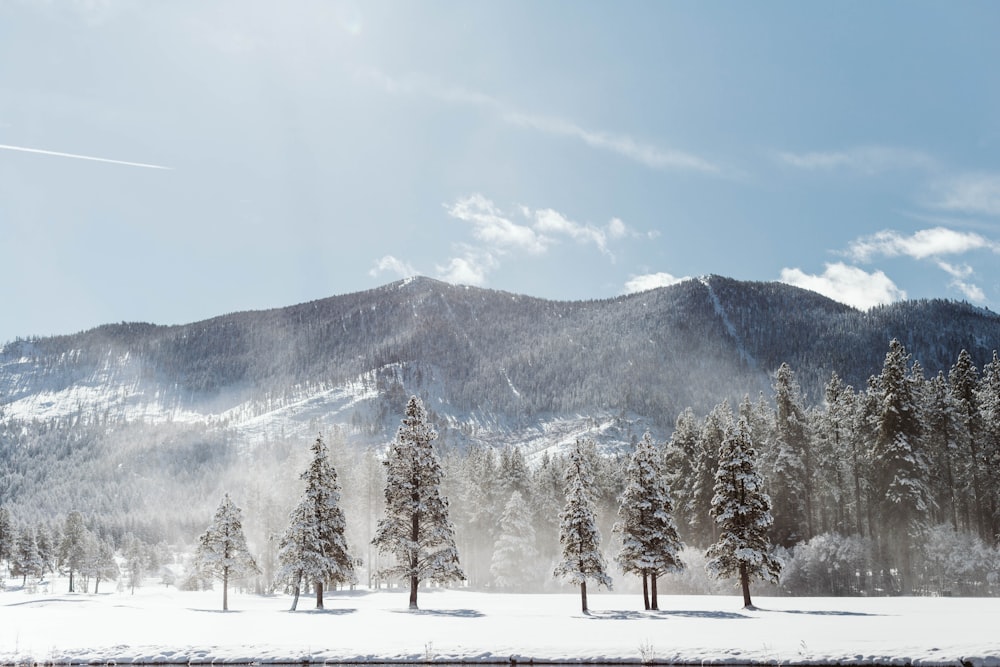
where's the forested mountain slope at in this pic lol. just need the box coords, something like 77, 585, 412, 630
2, 275, 998, 435
2, 274, 999, 544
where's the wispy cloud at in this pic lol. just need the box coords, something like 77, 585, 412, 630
359, 68, 719, 174
777, 145, 936, 174
0, 143, 172, 170
932, 172, 1000, 217
446, 195, 549, 255
432, 194, 635, 286
369, 255, 417, 279
847, 227, 1000, 262
780, 263, 906, 310
623, 272, 689, 294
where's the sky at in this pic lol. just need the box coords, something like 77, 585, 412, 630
1, 1, 999, 344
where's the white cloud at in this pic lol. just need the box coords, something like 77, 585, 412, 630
623, 272, 689, 294
369, 255, 417, 279
504, 112, 719, 173
361, 68, 718, 173
779, 262, 906, 310
950, 280, 986, 302
777, 146, 936, 174
533, 208, 613, 257
608, 218, 627, 239
446, 195, 549, 255
933, 173, 1000, 217
847, 227, 1000, 262
434, 247, 498, 287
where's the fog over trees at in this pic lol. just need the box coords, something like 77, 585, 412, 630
3, 278, 1000, 600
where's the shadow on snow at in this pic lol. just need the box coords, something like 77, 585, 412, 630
391, 608, 485, 618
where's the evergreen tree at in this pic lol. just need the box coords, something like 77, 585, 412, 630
277, 434, 355, 610
554, 439, 612, 613
35, 525, 56, 576
706, 417, 780, 609
615, 432, 683, 610
195, 493, 260, 611
58, 511, 90, 593
372, 396, 464, 609
767, 363, 812, 547
84, 535, 119, 594
869, 339, 932, 592
12, 526, 43, 585
979, 351, 1000, 543
689, 401, 731, 548
922, 372, 962, 529
663, 408, 699, 544
949, 349, 986, 538
490, 490, 539, 591
0, 508, 13, 575
123, 533, 147, 594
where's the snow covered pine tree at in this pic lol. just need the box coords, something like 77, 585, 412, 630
554, 439, 612, 613
372, 396, 464, 609
277, 434, 355, 611
615, 432, 683, 610
195, 493, 260, 611
706, 417, 780, 609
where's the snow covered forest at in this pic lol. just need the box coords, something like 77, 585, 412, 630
3, 336, 1000, 600
2, 278, 1000, 601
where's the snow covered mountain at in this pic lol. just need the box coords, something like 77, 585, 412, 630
2, 275, 999, 527
3, 275, 999, 446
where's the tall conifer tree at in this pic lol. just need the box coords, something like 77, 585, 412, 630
615, 432, 683, 610
706, 417, 780, 608
277, 434, 355, 610
554, 439, 612, 613
195, 494, 260, 611
372, 396, 464, 609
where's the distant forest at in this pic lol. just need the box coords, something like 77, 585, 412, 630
2, 277, 1000, 596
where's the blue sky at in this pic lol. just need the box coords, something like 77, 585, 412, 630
1, 1, 999, 344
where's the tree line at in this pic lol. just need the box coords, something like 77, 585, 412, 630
4, 338, 1000, 603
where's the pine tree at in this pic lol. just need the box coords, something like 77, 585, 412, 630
767, 363, 812, 547
869, 339, 932, 592
0, 508, 13, 574
689, 401, 731, 548
12, 526, 43, 585
84, 535, 119, 594
372, 396, 464, 609
58, 511, 90, 593
949, 349, 986, 538
490, 490, 539, 591
706, 417, 780, 609
979, 351, 1000, 542
663, 408, 699, 544
554, 439, 612, 613
123, 533, 147, 594
615, 432, 683, 610
195, 493, 260, 611
277, 434, 355, 610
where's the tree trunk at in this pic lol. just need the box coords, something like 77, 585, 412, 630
651, 573, 659, 611
410, 484, 420, 610
223, 567, 229, 612
68, 569, 75, 593
316, 581, 324, 609
642, 572, 650, 610
740, 562, 752, 608
94, 577, 101, 595
409, 574, 419, 610
580, 581, 588, 614
290, 584, 300, 611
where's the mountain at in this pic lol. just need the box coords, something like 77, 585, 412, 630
2, 275, 999, 528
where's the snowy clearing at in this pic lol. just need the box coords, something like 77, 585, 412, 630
2, 586, 998, 666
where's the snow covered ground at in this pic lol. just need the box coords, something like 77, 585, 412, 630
2, 585, 999, 666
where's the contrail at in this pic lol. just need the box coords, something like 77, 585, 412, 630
0, 143, 172, 170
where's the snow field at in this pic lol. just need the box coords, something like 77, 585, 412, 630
2, 586, 999, 666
